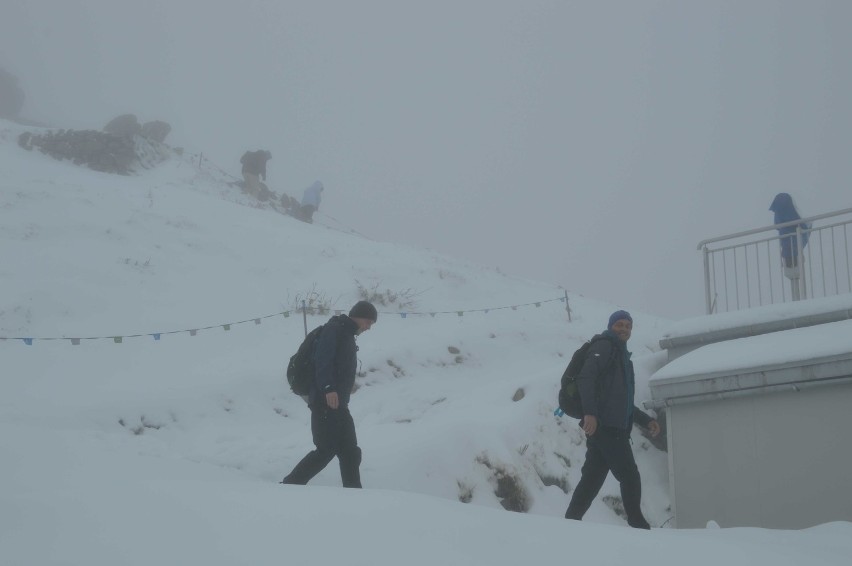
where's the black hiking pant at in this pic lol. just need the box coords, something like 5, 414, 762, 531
282, 405, 362, 488
299, 205, 316, 223
565, 425, 650, 529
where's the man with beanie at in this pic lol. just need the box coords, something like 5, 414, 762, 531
281, 301, 378, 488
564, 310, 661, 529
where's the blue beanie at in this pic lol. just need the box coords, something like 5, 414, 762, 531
608, 310, 633, 329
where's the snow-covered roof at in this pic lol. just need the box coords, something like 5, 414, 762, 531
648, 319, 852, 408
659, 293, 852, 349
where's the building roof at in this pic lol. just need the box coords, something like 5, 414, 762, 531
658, 294, 852, 353
647, 319, 852, 408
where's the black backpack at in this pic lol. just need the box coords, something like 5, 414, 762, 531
286, 324, 325, 396
557, 335, 617, 418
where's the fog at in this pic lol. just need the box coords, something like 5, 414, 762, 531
2, 0, 850, 319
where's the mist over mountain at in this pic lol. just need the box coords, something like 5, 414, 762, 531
2, 1, 849, 320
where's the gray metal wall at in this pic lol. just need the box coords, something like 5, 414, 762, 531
668, 381, 852, 529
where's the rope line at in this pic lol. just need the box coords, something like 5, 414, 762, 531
0, 295, 570, 345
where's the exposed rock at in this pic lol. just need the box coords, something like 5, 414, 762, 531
279, 193, 299, 210
103, 114, 141, 138
141, 120, 171, 143
475, 454, 532, 513
17, 131, 33, 150
21, 129, 139, 175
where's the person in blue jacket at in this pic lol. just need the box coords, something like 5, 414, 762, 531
770, 192, 811, 268
281, 301, 377, 488
565, 311, 661, 529
298, 180, 324, 223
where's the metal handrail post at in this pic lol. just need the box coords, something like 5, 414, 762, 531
703, 246, 712, 314
796, 224, 806, 300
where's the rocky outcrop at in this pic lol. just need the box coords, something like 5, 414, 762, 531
103, 114, 142, 138
18, 112, 176, 175
19, 129, 150, 175
140, 120, 171, 143
103, 115, 172, 143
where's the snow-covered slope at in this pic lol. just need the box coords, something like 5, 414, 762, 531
6, 119, 848, 565
0, 117, 670, 516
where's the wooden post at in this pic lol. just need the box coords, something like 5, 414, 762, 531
302, 300, 308, 336
564, 289, 572, 322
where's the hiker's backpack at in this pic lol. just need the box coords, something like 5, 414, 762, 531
557, 336, 616, 418
286, 324, 325, 396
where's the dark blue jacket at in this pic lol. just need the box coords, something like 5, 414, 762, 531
309, 315, 359, 407
770, 193, 810, 261
575, 331, 653, 431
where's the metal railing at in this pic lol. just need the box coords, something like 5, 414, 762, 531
697, 207, 852, 314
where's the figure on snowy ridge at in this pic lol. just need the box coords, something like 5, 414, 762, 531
240, 150, 272, 198
297, 180, 323, 223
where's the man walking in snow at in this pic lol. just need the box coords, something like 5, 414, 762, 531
564, 310, 661, 529
281, 301, 378, 488
240, 150, 271, 198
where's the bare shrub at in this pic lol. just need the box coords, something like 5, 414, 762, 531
288, 284, 340, 315
354, 279, 424, 310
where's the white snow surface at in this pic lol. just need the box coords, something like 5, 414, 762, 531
653, 319, 852, 381
661, 293, 852, 340
2, 119, 850, 565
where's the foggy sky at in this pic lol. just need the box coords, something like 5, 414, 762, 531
3, 0, 850, 320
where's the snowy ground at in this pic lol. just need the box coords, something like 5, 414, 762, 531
1, 119, 849, 564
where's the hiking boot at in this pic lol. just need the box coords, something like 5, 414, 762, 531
628, 519, 651, 530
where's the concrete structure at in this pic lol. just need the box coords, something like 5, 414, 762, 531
648, 298, 852, 529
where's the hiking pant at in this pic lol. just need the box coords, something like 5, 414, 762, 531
299, 204, 316, 223
282, 405, 362, 488
243, 172, 261, 197
565, 425, 650, 529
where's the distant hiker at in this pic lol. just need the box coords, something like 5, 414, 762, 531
564, 310, 660, 529
770, 192, 811, 270
298, 180, 324, 223
240, 150, 272, 198
280, 192, 299, 212
281, 301, 378, 488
